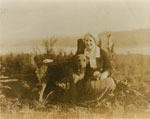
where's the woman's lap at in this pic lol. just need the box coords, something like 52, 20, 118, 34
79, 77, 116, 101
86, 77, 115, 91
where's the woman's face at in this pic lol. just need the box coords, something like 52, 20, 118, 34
84, 36, 95, 50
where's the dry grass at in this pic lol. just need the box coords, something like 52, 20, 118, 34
1, 51, 150, 119
0, 101, 150, 119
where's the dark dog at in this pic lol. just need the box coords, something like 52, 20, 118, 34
56, 54, 89, 101
31, 54, 89, 102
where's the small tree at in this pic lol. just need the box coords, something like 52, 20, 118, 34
98, 34, 115, 60
106, 34, 115, 60
42, 36, 57, 58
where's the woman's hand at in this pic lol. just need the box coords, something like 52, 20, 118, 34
93, 71, 101, 79
92, 71, 109, 80
100, 71, 109, 80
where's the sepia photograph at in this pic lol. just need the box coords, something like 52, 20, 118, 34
0, 0, 150, 119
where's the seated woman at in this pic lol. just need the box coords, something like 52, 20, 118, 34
76, 33, 116, 102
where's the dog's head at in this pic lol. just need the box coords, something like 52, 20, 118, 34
73, 54, 89, 72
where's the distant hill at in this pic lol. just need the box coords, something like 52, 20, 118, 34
1, 29, 150, 54
2, 29, 149, 47
100, 29, 150, 48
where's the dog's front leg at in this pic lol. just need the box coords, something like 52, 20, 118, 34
39, 83, 47, 102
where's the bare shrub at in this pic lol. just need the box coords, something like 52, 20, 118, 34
42, 37, 57, 57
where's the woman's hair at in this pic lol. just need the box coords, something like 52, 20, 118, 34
83, 33, 97, 44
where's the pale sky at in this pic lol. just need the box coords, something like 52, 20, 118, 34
0, 0, 150, 54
